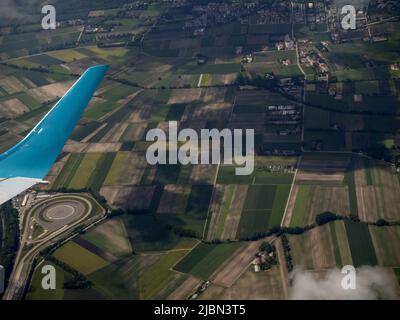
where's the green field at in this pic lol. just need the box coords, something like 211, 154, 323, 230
355, 81, 380, 95
369, 225, 400, 267
103, 152, 129, 186
217, 165, 254, 184
344, 220, 377, 267
89, 248, 187, 300
254, 172, 294, 185
269, 184, 291, 228
87, 152, 116, 192
71, 121, 102, 141
120, 214, 183, 252
165, 104, 186, 121
185, 185, 213, 220
53, 242, 109, 275
236, 209, 272, 239
174, 242, 243, 279
89, 255, 147, 299
82, 217, 132, 258
26, 261, 65, 300
101, 84, 137, 101
153, 164, 181, 185
68, 153, 105, 189
215, 185, 235, 238
246, 185, 276, 210
290, 185, 312, 227
47, 49, 88, 62
329, 222, 342, 267
84, 100, 121, 120
52, 153, 84, 189
344, 168, 358, 217
139, 251, 187, 299
237, 185, 278, 238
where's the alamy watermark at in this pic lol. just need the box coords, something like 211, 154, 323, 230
341, 5, 357, 30
41, 265, 56, 290
341, 265, 356, 290
41, 5, 56, 30
145, 121, 255, 175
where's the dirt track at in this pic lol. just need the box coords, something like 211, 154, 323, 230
211, 239, 264, 287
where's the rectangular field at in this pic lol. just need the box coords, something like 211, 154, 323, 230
174, 242, 243, 280
53, 242, 109, 275
344, 220, 377, 267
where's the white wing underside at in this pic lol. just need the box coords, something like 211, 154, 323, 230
0, 178, 47, 206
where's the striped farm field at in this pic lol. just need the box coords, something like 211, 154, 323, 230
331, 220, 353, 266
289, 223, 336, 269
205, 184, 248, 241
268, 184, 291, 228
52, 153, 84, 189
290, 185, 311, 227
68, 153, 105, 189
53, 242, 109, 275
47, 49, 87, 62
369, 225, 400, 267
87, 152, 117, 192
344, 220, 377, 267
174, 242, 243, 280
236, 185, 275, 239
199, 74, 212, 87
139, 251, 188, 300
83, 217, 132, 258
289, 185, 351, 227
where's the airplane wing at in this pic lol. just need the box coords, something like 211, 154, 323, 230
0, 65, 109, 205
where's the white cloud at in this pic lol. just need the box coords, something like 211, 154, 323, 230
289, 266, 398, 300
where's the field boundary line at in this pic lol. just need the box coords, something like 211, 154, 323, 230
280, 156, 301, 227
208, 243, 251, 287
170, 240, 203, 273
202, 161, 221, 240
197, 74, 203, 88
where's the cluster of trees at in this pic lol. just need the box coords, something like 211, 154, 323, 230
0, 202, 20, 282
315, 211, 341, 225
259, 241, 274, 253
258, 241, 277, 271
281, 234, 293, 272
2, 62, 79, 79
2, 62, 51, 74
239, 211, 389, 242
49, 187, 107, 207
170, 226, 200, 239
239, 224, 313, 241
235, 73, 278, 89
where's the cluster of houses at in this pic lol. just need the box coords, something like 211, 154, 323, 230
256, 5, 291, 25
266, 104, 301, 125
184, 1, 260, 30
256, 164, 295, 173
390, 63, 400, 71
276, 34, 295, 51
252, 242, 277, 273
372, 0, 400, 12
298, 39, 329, 79
292, 1, 327, 24
121, 1, 149, 10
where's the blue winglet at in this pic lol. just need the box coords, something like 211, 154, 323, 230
0, 65, 109, 180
